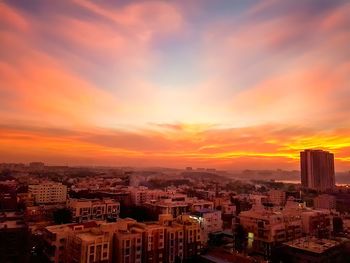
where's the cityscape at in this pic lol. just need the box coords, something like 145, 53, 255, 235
1, 151, 350, 262
1, 1, 350, 263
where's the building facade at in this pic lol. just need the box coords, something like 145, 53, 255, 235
42, 215, 204, 263
67, 198, 120, 223
300, 150, 335, 191
313, 194, 336, 210
29, 183, 67, 204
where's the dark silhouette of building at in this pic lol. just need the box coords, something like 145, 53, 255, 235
300, 150, 335, 191
0, 212, 29, 263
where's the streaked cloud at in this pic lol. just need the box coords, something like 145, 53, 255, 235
0, 0, 350, 170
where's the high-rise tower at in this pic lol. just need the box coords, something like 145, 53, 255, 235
300, 150, 335, 191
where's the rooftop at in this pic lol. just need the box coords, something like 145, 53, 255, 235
285, 237, 341, 254
0, 220, 26, 229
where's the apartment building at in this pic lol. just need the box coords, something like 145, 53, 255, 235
239, 208, 303, 257
313, 194, 336, 210
43, 221, 99, 263
29, 183, 67, 204
268, 189, 286, 206
131, 223, 166, 263
190, 209, 223, 242
146, 200, 189, 219
114, 228, 143, 263
42, 214, 204, 263
189, 199, 214, 212
301, 210, 331, 237
146, 197, 214, 219
66, 229, 110, 263
214, 197, 236, 215
176, 215, 203, 259
67, 198, 120, 222
159, 214, 185, 263
130, 187, 165, 206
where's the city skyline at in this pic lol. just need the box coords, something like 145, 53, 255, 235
1, 0, 350, 170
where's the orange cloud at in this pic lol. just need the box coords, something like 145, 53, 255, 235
0, 123, 349, 170
0, 1, 350, 171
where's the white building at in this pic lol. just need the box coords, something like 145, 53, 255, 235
29, 182, 67, 204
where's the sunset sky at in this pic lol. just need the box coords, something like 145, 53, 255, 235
1, 0, 350, 170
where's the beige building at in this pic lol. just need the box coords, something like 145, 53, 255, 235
129, 187, 166, 206
176, 215, 203, 259
66, 229, 110, 263
239, 208, 302, 257
29, 183, 67, 204
131, 223, 165, 263
43, 221, 99, 263
67, 198, 120, 223
159, 215, 185, 263
42, 214, 204, 263
114, 228, 143, 263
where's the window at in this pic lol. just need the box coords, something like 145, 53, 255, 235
89, 245, 95, 253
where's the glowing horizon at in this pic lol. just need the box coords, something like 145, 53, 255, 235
1, 0, 350, 170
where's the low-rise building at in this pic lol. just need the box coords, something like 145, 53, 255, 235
313, 194, 336, 210
67, 198, 120, 223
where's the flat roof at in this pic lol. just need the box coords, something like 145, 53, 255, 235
285, 237, 341, 254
